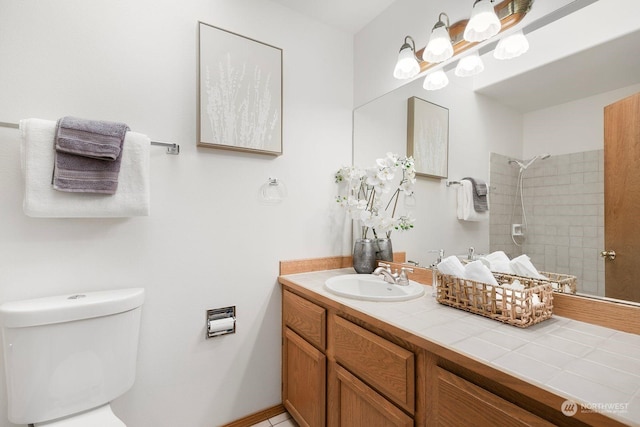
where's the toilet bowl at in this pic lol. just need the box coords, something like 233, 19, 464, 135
36, 404, 125, 427
0, 288, 144, 426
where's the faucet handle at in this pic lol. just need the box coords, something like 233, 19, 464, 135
400, 267, 414, 277
397, 267, 414, 285
377, 262, 391, 270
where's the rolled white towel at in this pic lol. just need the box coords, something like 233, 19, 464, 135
437, 255, 466, 278
510, 255, 548, 280
464, 260, 498, 286
484, 251, 510, 264
480, 251, 516, 274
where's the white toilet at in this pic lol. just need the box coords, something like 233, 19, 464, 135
0, 288, 144, 426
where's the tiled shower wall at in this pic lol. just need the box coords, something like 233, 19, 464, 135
489, 150, 605, 296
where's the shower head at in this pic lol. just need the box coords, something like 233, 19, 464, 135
509, 154, 551, 170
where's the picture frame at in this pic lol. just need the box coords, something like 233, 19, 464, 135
407, 96, 449, 178
197, 22, 283, 156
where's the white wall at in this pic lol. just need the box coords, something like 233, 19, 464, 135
523, 83, 640, 158
0, 1, 353, 426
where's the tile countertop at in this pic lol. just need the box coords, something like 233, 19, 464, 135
280, 268, 640, 427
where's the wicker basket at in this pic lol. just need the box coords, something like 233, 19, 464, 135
436, 272, 554, 328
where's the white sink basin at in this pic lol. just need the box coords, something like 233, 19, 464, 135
324, 274, 425, 302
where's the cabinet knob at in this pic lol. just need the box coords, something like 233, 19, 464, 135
600, 250, 616, 261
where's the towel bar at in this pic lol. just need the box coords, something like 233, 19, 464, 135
0, 121, 180, 155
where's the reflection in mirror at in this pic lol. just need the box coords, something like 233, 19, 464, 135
353, 0, 640, 305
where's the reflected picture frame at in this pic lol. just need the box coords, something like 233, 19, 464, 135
407, 96, 449, 178
197, 22, 283, 156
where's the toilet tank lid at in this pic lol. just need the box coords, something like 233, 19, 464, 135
0, 288, 145, 328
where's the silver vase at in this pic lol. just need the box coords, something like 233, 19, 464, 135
375, 238, 393, 262
353, 238, 377, 274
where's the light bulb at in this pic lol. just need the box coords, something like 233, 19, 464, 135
464, 0, 501, 43
393, 43, 420, 79
423, 25, 453, 63
455, 52, 485, 77
423, 70, 449, 91
494, 30, 529, 60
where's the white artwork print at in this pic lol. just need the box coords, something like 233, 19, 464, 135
199, 23, 282, 155
408, 97, 448, 178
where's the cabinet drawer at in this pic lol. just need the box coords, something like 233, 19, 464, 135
283, 290, 326, 350
435, 367, 555, 426
331, 315, 414, 413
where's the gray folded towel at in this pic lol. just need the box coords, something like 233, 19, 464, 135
53, 117, 130, 194
462, 177, 488, 212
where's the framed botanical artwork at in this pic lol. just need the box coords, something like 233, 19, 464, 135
197, 22, 283, 156
407, 96, 449, 178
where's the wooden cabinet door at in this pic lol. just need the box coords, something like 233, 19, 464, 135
434, 367, 554, 426
283, 328, 326, 427
328, 362, 412, 427
604, 91, 640, 303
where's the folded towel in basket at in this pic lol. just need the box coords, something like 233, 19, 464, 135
436, 255, 466, 278
53, 116, 130, 194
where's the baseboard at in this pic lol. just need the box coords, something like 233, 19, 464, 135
220, 404, 286, 427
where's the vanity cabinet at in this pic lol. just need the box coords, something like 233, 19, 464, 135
280, 278, 627, 427
282, 290, 326, 427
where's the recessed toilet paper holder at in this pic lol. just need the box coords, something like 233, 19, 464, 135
206, 306, 236, 339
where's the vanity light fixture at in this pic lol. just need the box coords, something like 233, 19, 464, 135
422, 13, 453, 63
393, 36, 421, 79
464, 0, 501, 43
392, 0, 534, 90
454, 52, 485, 77
493, 29, 530, 59
423, 69, 449, 91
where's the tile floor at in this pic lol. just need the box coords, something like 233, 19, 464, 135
250, 411, 298, 427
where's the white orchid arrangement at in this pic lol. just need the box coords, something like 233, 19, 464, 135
335, 152, 416, 239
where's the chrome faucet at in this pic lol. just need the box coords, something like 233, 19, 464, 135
373, 263, 397, 284
373, 262, 414, 286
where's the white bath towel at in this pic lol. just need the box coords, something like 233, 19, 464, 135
456, 180, 488, 221
510, 255, 548, 280
464, 260, 499, 286
436, 255, 466, 278
21, 118, 150, 217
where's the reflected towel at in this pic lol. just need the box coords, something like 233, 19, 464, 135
21, 118, 150, 217
437, 255, 466, 278
481, 251, 516, 274
457, 180, 488, 221
510, 255, 548, 280
462, 177, 488, 212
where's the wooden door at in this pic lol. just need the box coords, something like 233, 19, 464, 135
604, 92, 640, 303
328, 362, 412, 427
283, 328, 326, 427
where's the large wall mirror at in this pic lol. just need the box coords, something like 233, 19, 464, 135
353, 0, 640, 305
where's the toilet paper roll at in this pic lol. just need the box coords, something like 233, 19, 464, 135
208, 317, 235, 334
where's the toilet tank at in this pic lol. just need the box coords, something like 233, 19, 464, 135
0, 288, 144, 425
